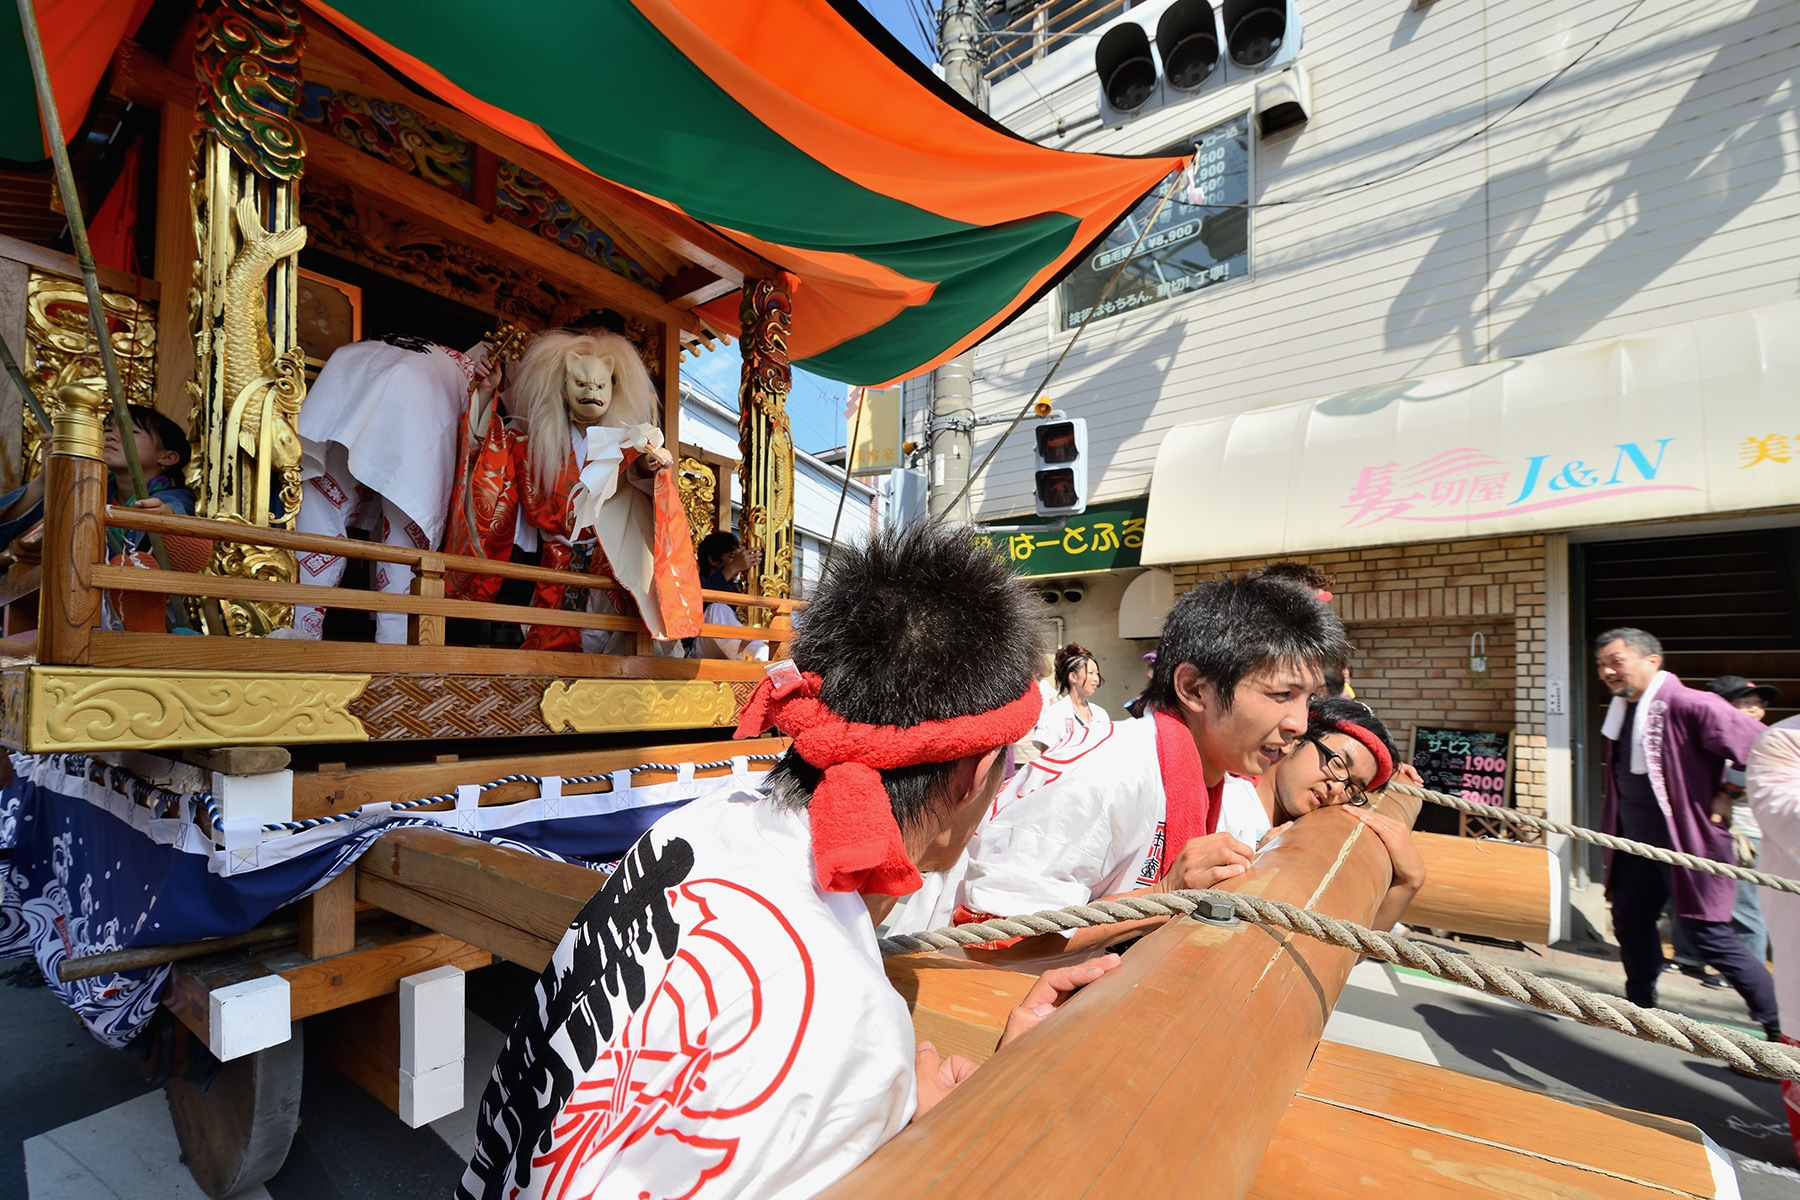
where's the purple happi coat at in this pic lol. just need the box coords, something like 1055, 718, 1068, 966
1600, 672, 1764, 922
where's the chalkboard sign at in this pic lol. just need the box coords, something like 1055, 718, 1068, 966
1410, 727, 1512, 809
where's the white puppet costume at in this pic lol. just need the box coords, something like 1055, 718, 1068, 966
292, 334, 486, 641
510, 330, 702, 651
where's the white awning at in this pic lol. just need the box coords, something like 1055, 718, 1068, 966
1142, 300, 1800, 564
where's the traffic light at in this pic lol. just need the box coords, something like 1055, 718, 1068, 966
1093, 0, 1303, 128
1033, 417, 1088, 517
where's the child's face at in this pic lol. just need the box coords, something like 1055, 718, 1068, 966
103, 423, 179, 476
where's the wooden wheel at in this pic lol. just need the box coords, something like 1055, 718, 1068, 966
166, 1025, 303, 1198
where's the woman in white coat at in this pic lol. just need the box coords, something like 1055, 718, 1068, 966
1747, 716, 1800, 1162
1030, 642, 1109, 753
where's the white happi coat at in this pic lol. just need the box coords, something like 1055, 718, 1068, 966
458, 789, 915, 1200
299, 338, 473, 548
1217, 774, 1271, 847
958, 716, 1168, 917
1748, 716, 1800, 1040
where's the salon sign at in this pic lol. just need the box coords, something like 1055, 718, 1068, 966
1143, 299, 1800, 562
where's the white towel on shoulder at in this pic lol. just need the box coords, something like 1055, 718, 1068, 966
1600, 669, 1668, 775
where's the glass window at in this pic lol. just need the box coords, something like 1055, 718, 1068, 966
1057, 113, 1250, 330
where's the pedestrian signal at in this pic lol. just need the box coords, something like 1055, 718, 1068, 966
1034, 418, 1088, 517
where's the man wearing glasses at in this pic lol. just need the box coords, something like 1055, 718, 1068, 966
941, 572, 1415, 955
1221, 696, 1425, 931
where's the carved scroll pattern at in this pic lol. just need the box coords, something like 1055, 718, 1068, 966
736, 278, 796, 623
300, 181, 585, 329
540, 680, 740, 734
677, 456, 718, 544
196, 0, 306, 181
21, 273, 158, 481
29, 668, 368, 751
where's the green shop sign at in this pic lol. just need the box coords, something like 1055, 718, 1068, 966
975, 496, 1148, 576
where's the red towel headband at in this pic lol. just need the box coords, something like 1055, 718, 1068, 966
1329, 720, 1395, 791
734, 663, 1042, 895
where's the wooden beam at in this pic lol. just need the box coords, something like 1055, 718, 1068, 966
1405, 831, 1560, 945
0, 230, 158, 301
304, 133, 694, 332
298, 869, 358, 959
164, 915, 488, 1042
107, 40, 192, 110
817, 790, 1423, 1199
660, 264, 732, 307
293, 736, 787, 821
356, 826, 601, 971
300, 24, 770, 290
89, 628, 771, 681
1255, 1040, 1726, 1199
182, 746, 293, 775
886, 969, 1729, 1197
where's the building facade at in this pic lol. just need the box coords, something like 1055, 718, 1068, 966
905, 0, 1800, 864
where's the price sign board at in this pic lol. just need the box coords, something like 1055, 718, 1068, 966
1409, 726, 1512, 808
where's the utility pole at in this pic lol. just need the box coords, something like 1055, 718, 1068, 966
928, 0, 986, 521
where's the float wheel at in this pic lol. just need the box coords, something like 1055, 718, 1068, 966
165, 1024, 303, 1198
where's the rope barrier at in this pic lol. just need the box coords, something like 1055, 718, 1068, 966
1390, 780, 1800, 896
879, 889, 1800, 1082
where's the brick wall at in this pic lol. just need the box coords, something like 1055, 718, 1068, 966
1168, 535, 1549, 814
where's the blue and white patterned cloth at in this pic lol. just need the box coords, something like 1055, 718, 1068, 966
0, 752, 753, 1046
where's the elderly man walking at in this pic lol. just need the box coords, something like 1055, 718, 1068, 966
1595, 627, 1779, 1038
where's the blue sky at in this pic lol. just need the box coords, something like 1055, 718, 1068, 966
692, 0, 936, 455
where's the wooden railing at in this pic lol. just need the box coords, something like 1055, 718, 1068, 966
22, 497, 795, 668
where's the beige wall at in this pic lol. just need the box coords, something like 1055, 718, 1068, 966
1169, 536, 1550, 814
929, 0, 1800, 522
1031, 569, 1155, 716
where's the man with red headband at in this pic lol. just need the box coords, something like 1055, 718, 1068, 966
459, 523, 1117, 1200
1224, 697, 1424, 929
948, 572, 1354, 954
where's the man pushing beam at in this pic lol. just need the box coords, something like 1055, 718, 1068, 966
457, 523, 1116, 1200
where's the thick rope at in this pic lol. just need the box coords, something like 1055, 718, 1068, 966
1388, 780, 1800, 896
880, 889, 1800, 1083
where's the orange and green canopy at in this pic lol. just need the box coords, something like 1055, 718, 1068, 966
3, 0, 1184, 385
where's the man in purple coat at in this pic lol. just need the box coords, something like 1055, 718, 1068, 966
1596, 627, 1780, 1037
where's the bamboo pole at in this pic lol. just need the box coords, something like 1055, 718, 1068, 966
14, 0, 169, 570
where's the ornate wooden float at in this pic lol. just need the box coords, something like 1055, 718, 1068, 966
0, 2, 1696, 1196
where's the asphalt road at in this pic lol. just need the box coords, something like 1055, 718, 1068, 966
4, 952, 1796, 1199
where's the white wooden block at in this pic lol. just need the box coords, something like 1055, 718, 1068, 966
399, 965, 465, 1075
210, 769, 294, 827
398, 1061, 464, 1129
208, 975, 291, 1062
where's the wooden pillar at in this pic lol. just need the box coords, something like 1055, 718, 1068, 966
152, 101, 197, 423
37, 384, 107, 664
298, 867, 357, 959
817, 788, 1423, 1200
408, 552, 445, 646
660, 320, 682, 449
735, 276, 795, 625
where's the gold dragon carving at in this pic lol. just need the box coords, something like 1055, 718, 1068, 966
188, 0, 309, 635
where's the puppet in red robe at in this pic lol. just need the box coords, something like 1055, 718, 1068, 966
503, 330, 702, 652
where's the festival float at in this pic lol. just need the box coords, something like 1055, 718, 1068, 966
0, 1, 1748, 1196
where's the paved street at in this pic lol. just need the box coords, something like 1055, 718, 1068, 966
5, 945, 1797, 1199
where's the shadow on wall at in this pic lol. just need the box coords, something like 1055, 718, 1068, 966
1386, 0, 1796, 363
